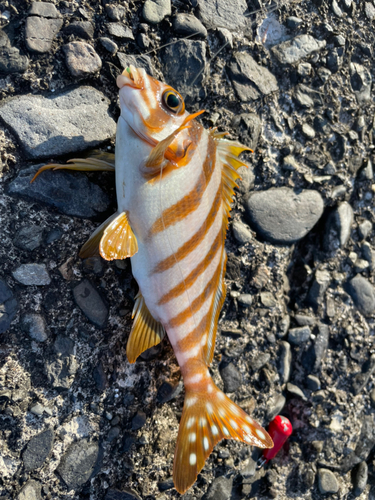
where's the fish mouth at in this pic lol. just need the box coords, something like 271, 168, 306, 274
117, 65, 142, 90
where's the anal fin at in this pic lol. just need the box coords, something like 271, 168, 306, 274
99, 212, 138, 261
127, 293, 166, 363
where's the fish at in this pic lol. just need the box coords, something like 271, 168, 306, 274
33, 65, 273, 494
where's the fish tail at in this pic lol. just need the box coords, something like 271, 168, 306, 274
173, 378, 273, 494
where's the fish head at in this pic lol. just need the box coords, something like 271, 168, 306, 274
117, 65, 189, 144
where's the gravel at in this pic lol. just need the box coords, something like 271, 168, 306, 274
1, 1, 375, 499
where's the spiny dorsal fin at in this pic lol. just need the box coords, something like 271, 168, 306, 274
99, 212, 138, 261
173, 380, 273, 494
79, 212, 119, 259
127, 293, 166, 363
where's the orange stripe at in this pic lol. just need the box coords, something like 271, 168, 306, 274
149, 132, 215, 236
158, 228, 222, 305
152, 183, 222, 274
167, 258, 223, 329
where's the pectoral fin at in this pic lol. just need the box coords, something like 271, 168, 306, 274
99, 212, 138, 261
79, 212, 119, 259
127, 293, 166, 363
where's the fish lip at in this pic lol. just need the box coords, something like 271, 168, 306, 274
117, 66, 142, 90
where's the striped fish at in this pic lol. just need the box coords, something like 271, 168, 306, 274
34, 65, 272, 494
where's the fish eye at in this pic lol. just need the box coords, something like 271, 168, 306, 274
162, 90, 185, 114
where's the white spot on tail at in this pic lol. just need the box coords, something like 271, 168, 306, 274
256, 429, 266, 440
243, 424, 251, 435
207, 383, 214, 393
223, 426, 230, 436
211, 424, 219, 435
185, 397, 198, 408
246, 416, 254, 425
186, 417, 195, 429
189, 432, 196, 443
230, 404, 241, 416
185, 373, 204, 385
203, 436, 209, 451
230, 419, 238, 430
217, 391, 225, 401
189, 453, 197, 466
199, 417, 207, 428
206, 402, 214, 414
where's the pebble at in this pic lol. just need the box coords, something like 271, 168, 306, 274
21, 313, 48, 342
251, 352, 271, 371
323, 202, 353, 252
295, 314, 315, 326
306, 374, 321, 391
107, 23, 134, 40
23, 428, 54, 471
13, 225, 44, 251
365, 2, 375, 20
12, 263, 50, 286
303, 323, 329, 372
331, 0, 343, 16
0, 44, 29, 74
327, 47, 344, 73
57, 439, 100, 489
219, 362, 242, 393
197, 0, 248, 30
308, 269, 331, 308
266, 394, 286, 421
318, 468, 339, 494
25, 16, 63, 53
260, 292, 277, 308
352, 461, 368, 496
362, 242, 375, 270
29, 1, 60, 17
99, 37, 118, 54
232, 112, 261, 151
30, 403, 46, 416
287, 382, 307, 400
346, 275, 375, 317
132, 411, 147, 430
352, 354, 375, 395
288, 326, 311, 345
286, 16, 303, 29
45, 335, 79, 390
63, 42, 102, 77
142, 0, 171, 24
238, 294, 253, 307
245, 188, 324, 244
172, 14, 207, 37
8, 165, 110, 218
298, 62, 312, 76
156, 381, 183, 404
17, 479, 42, 500
105, 4, 126, 21
278, 315, 290, 338
93, 362, 107, 391
271, 34, 326, 64
205, 475, 233, 500
358, 220, 372, 240
302, 123, 315, 139
279, 341, 292, 384
73, 279, 108, 328
0, 87, 116, 159
107, 426, 120, 442
228, 52, 278, 102
350, 63, 372, 104
65, 21, 94, 39
0, 280, 17, 334
237, 165, 255, 194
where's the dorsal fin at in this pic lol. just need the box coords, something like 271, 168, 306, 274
99, 212, 138, 261
127, 293, 166, 363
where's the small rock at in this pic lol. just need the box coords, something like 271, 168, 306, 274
228, 52, 278, 102
0, 45, 29, 74
107, 426, 120, 442
287, 382, 307, 400
350, 63, 372, 104
362, 242, 375, 270
30, 403, 46, 416
352, 354, 375, 395
352, 461, 368, 496
323, 202, 354, 252
0, 87, 116, 159
13, 225, 44, 251
142, 0, 171, 24
217, 27, 233, 48
365, 2, 375, 19
156, 381, 183, 404
306, 374, 321, 391
260, 292, 277, 308
132, 411, 146, 430
0, 280, 17, 334
238, 294, 253, 307
99, 37, 118, 54
17, 479, 42, 500
232, 220, 252, 245
205, 475, 233, 500
107, 23, 134, 40
172, 14, 207, 37
232, 113, 261, 151
295, 314, 315, 326
298, 62, 312, 76
303, 323, 329, 372
308, 269, 331, 308
358, 220, 372, 240
286, 16, 303, 29
65, 21, 94, 39
237, 165, 255, 194
245, 188, 324, 244
279, 341, 291, 384
251, 353, 270, 371
23, 429, 54, 471
25, 16, 63, 53
73, 279, 108, 328
278, 315, 290, 338
288, 326, 311, 345
346, 275, 375, 317
197, 0, 248, 30
266, 394, 286, 421
63, 41, 102, 77
105, 4, 126, 21
21, 313, 48, 342
45, 335, 79, 390
318, 468, 339, 494
220, 362, 242, 393
105, 489, 141, 500
272, 34, 326, 64
12, 264, 50, 286
57, 439, 100, 489
295, 84, 324, 108
29, 2, 60, 17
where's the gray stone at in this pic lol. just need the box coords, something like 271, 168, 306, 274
205, 475, 233, 500
107, 23, 134, 40
25, 17, 63, 53
346, 275, 375, 317
73, 279, 108, 328
323, 202, 353, 252
12, 264, 50, 286
266, 394, 286, 421
57, 439, 100, 489
23, 429, 54, 471
228, 52, 278, 102
197, 0, 249, 30
358, 220, 372, 240
232, 113, 261, 150
156, 381, 183, 404
236, 165, 255, 195
294, 84, 323, 108
302, 323, 329, 372
238, 294, 252, 307
21, 314, 48, 342
302, 123, 315, 139
132, 411, 146, 430
331, 0, 343, 16
172, 14, 207, 37
46, 335, 79, 390
260, 292, 277, 308
220, 362, 242, 393
63, 42, 102, 77
288, 326, 311, 345
352, 461, 368, 497
279, 341, 291, 384
352, 354, 375, 395
117, 53, 154, 76
365, 2, 375, 20
142, 0, 171, 24
251, 352, 270, 371
232, 220, 252, 245
14, 226, 44, 251
350, 63, 372, 103
295, 314, 316, 326
287, 383, 307, 400
8, 165, 110, 218
99, 37, 118, 54
362, 242, 375, 271
278, 315, 290, 338
286, 16, 303, 29
105, 4, 126, 21
105, 489, 142, 500
17, 479, 42, 500
0, 280, 17, 334
306, 374, 321, 391
245, 188, 324, 244
272, 34, 326, 64
327, 47, 344, 73
318, 468, 339, 494
308, 269, 331, 307
65, 21, 94, 39
0, 87, 116, 159
0, 45, 29, 74
29, 2, 61, 18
